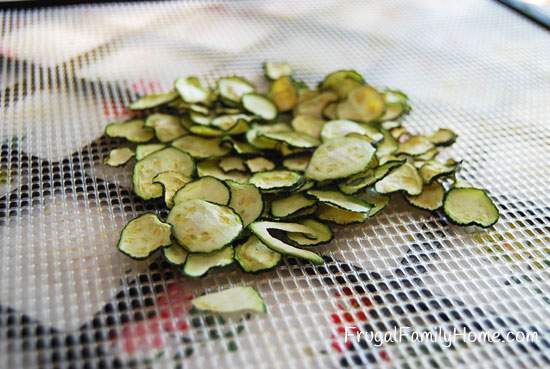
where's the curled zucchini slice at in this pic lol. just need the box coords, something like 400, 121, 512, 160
295, 91, 338, 118
443, 187, 499, 227
271, 193, 316, 219
249, 170, 304, 193
219, 156, 247, 172
263, 61, 292, 80
307, 190, 372, 213
336, 86, 385, 123
192, 286, 266, 314
287, 219, 333, 246
133, 147, 194, 200
306, 136, 376, 181
261, 130, 320, 148
135, 143, 166, 160
172, 135, 230, 159
105, 119, 154, 143
227, 181, 263, 226
249, 221, 324, 264
376, 129, 398, 158
175, 76, 211, 104
397, 136, 435, 156
319, 69, 365, 99
356, 188, 390, 216
129, 91, 179, 110
291, 115, 325, 139
153, 171, 192, 208
427, 128, 457, 146
197, 160, 250, 183
379, 90, 410, 121
246, 122, 290, 149
211, 114, 253, 131
419, 159, 459, 183
173, 176, 230, 206
163, 243, 189, 266
270, 76, 298, 112
317, 204, 368, 225
145, 113, 187, 142
375, 163, 423, 196
117, 213, 172, 259
242, 93, 277, 120
183, 247, 234, 278
235, 235, 282, 272
245, 157, 276, 173
321, 119, 383, 143
167, 199, 243, 253
217, 77, 255, 105
282, 154, 310, 172
222, 138, 260, 155
406, 181, 445, 211
338, 160, 404, 194
104, 147, 134, 167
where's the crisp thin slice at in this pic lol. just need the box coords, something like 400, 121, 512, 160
222, 138, 260, 155
336, 86, 385, 123
153, 171, 192, 208
356, 188, 390, 216
192, 286, 266, 313
282, 155, 310, 172
419, 159, 459, 183
217, 77, 255, 105
173, 176, 230, 206
307, 190, 372, 213
227, 181, 263, 226
133, 148, 194, 200
129, 91, 179, 110
242, 93, 277, 120
376, 129, 398, 158
249, 221, 324, 264
117, 213, 172, 259
287, 219, 333, 246
197, 160, 250, 183
427, 128, 457, 146
175, 76, 211, 104
167, 199, 243, 253
105, 119, 154, 143
190, 111, 213, 126
291, 115, 325, 139
246, 122, 291, 149
375, 163, 423, 195
249, 170, 304, 192
379, 90, 410, 121
163, 243, 189, 266
271, 193, 316, 218
306, 136, 376, 181
443, 187, 499, 227
211, 114, 253, 131
261, 130, 320, 149
145, 113, 187, 142
263, 61, 292, 80
338, 160, 404, 194
235, 235, 282, 272
321, 120, 383, 143
270, 76, 298, 112
416, 147, 439, 161
135, 143, 166, 160
319, 70, 365, 98
397, 136, 435, 156
183, 247, 234, 277
104, 147, 134, 167
317, 204, 368, 225
245, 157, 275, 173
406, 181, 445, 211
172, 135, 230, 159
219, 156, 247, 172
295, 91, 338, 118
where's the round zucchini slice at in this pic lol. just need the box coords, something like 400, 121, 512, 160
242, 93, 277, 121
263, 61, 292, 80
217, 77, 255, 105
167, 199, 243, 253
175, 76, 211, 104
316, 204, 369, 225
249, 221, 324, 264
135, 143, 166, 160
291, 115, 325, 139
105, 119, 154, 143
153, 171, 192, 208
245, 157, 276, 173
235, 235, 282, 272
163, 243, 189, 266
117, 213, 172, 259
287, 219, 333, 246
270, 76, 298, 112
249, 170, 304, 193
306, 190, 372, 213
173, 176, 230, 206
406, 181, 445, 211
336, 86, 385, 123
397, 136, 435, 156
375, 163, 423, 196
321, 120, 383, 143
192, 286, 266, 314
305, 136, 376, 181
443, 188, 499, 228
104, 147, 134, 167
183, 246, 234, 278
427, 128, 457, 146
172, 135, 230, 159
260, 130, 320, 149
133, 147, 194, 200
227, 181, 263, 226
145, 113, 187, 143
129, 91, 179, 110
271, 193, 316, 218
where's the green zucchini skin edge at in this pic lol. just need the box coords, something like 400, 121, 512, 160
234, 237, 282, 273
181, 246, 235, 278
287, 221, 335, 247
442, 188, 500, 228
116, 213, 172, 260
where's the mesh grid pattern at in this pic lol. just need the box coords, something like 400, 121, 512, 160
0, 1, 549, 368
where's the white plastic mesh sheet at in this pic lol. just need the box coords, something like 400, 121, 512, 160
0, 1, 549, 369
